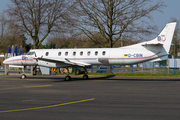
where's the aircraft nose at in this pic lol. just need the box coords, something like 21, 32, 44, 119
3, 56, 18, 65
3, 59, 9, 64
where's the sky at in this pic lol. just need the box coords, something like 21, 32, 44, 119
151, 0, 180, 28
0, 0, 179, 43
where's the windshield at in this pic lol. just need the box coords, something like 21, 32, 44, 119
26, 52, 35, 55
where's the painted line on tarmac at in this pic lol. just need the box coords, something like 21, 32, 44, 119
0, 98, 95, 113
0, 87, 22, 90
23, 84, 53, 88
0, 84, 53, 91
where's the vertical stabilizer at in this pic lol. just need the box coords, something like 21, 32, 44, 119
156, 22, 176, 54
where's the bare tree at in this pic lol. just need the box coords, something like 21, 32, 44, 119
169, 17, 180, 57
70, 0, 165, 48
0, 15, 26, 53
6, 0, 72, 49
47, 35, 86, 48
0, 14, 6, 53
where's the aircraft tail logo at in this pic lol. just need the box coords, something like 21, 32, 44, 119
157, 35, 166, 42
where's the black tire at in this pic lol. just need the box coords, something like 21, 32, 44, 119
83, 75, 89, 80
21, 74, 27, 79
65, 76, 71, 81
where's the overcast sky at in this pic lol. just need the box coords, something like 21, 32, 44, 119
0, 0, 179, 43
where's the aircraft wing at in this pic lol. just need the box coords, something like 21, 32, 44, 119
36, 57, 91, 67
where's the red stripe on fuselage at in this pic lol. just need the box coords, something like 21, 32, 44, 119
6, 59, 35, 63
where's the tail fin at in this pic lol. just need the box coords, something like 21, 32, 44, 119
142, 22, 176, 62
155, 22, 176, 53
143, 22, 176, 53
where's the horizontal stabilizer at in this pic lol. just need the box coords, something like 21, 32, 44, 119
142, 42, 163, 46
150, 56, 168, 62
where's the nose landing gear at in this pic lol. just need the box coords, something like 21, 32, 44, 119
21, 74, 27, 79
20, 67, 27, 79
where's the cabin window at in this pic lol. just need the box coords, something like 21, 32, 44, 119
80, 51, 83, 56
73, 51, 76, 56
87, 51, 91, 56
95, 51, 98, 56
58, 52, 61, 56
102, 51, 106, 55
65, 52, 68, 56
45, 52, 49, 56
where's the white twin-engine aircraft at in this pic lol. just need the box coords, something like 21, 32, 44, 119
3, 22, 176, 80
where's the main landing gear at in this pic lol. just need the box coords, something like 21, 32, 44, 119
64, 74, 89, 81
65, 76, 72, 81
83, 74, 89, 80
64, 67, 72, 81
64, 67, 89, 81
83, 67, 89, 80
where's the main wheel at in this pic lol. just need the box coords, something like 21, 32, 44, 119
65, 76, 71, 81
21, 74, 27, 79
83, 74, 89, 80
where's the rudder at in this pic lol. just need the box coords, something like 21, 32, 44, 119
156, 22, 176, 54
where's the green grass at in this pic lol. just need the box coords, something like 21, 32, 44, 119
87, 73, 180, 78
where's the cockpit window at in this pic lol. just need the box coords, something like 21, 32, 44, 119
27, 52, 35, 55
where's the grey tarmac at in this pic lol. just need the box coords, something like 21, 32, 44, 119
0, 75, 180, 120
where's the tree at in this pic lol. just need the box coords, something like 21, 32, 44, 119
25, 43, 33, 52
71, 0, 165, 48
47, 35, 85, 48
169, 18, 180, 57
0, 14, 27, 53
0, 14, 7, 53
7, 0, 72, 49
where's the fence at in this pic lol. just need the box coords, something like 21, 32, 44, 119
89, 58, 180, 75
1, 58, 180, 75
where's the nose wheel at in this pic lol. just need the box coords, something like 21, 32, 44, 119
20, 67, 27, 79
21, 74, 27, 79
